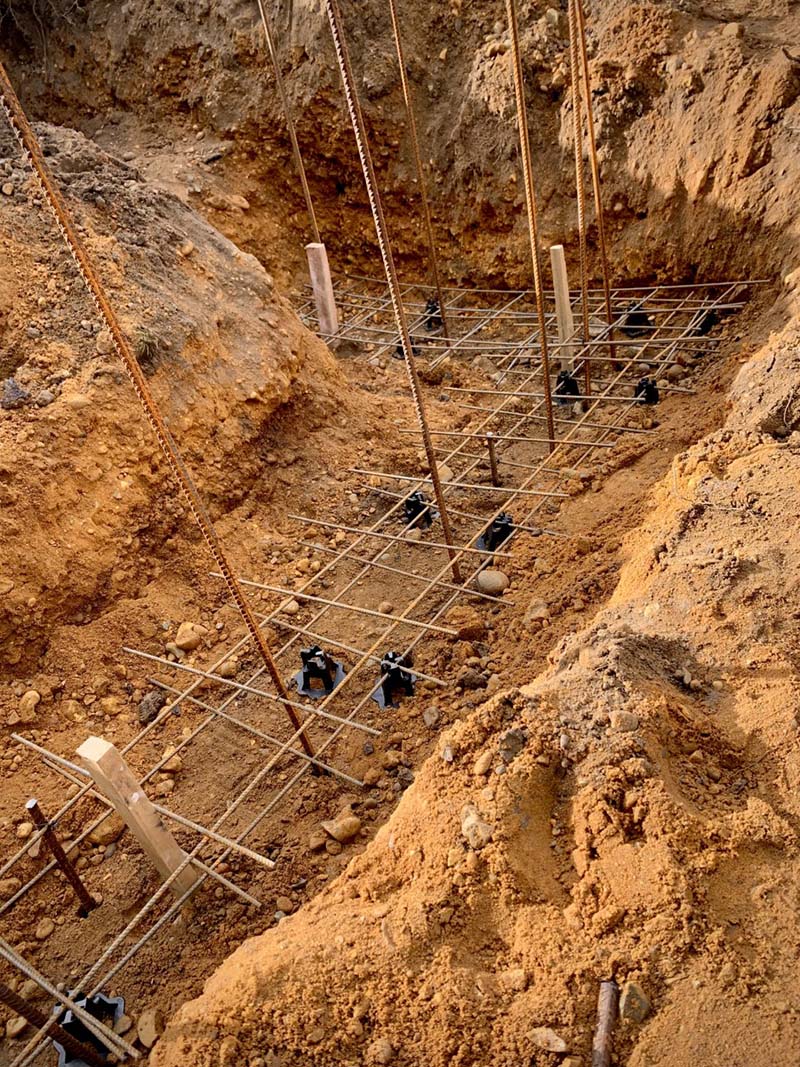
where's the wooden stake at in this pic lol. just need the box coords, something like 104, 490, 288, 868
76, 737, 200, 900
550, 244, 574, 371
305, 242, 339, 336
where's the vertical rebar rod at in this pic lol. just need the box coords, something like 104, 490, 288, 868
568, 0, 591, 395
592, 980, 620, 1067
255, 0, 321, 244
0, 983, 108, 1067
386, 0, 451, 342
0, 60, 317, 761
25, 799, 98, 916
504, 0, 556, 450
575, 0, 615, 364
323, 0, 462, 582
486, 431, 500, 485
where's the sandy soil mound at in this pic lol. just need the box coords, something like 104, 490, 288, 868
0, 122, 346, 674
151, 303, 800, 1065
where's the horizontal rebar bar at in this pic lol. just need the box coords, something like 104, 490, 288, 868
123, 647, 382, 736
148, 679, 366, 786
295, 538, 514, 603
348, 466, 569, 498
287, 513, 515, 556
212, 573, 458, 635
396, 426, 614, 448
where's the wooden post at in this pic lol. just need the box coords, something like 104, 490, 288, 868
76, 737, 200, 900
305, 242, 339, 337
550, 244, 574, 371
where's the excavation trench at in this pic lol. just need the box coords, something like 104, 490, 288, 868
1, 2, 799, 1066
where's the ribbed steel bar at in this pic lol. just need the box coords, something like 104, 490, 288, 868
505, 0, 556, 447
255, 0, 321, 243
289, 513, 514, 555
0, 60, 317, 762
24, 798, 97, 916
348, 466, 569, 497
575, 0, 614, 364
0, 982, 108, 1067
387, 0, 451, 342
218, 575, 458, 633
323, 0, 462, 581
568, 0, 591, 394
145, 680, 369, 783
294, 538, 518, 601
122, 646, 382, 735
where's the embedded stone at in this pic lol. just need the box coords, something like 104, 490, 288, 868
476, 569, 509, 595
619, 981, 651, 1023
461, 805, 493, 850
530, 1028, 568, 1053
174, 621, 208, 651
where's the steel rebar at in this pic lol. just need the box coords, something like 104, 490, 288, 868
323, 0, 462, 581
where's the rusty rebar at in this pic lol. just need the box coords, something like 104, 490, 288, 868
0, 982, 108, 1067
387, 0, 451, 342
25, 799, 98, 916
505, 0, 556, 449
592, 979, 619, 1067
323, 0, 462, 581
255, 0, 321, 243
568, 0, 591, 395
575, 0, 615, 364
0, 60, 317, 763
486, 432, 500, 486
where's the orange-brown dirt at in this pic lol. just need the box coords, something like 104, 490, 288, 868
151, 299, 800, 1067
2, 0, 800, 1065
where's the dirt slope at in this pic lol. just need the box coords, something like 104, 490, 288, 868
0, 122, 352, 676
151, 295, 800, 1065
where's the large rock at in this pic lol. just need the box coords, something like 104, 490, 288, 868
174, 621, 207, 652
619, 981, 651, 1023
89, 813, 126, 847
530, 1027, 568, 1053
461, 805, 494, 850
476, 569, 510, 595
321, 813, 362, 844
0, 877, 22, 900
17, 690, 41, 723
137, 1008, 165, 1049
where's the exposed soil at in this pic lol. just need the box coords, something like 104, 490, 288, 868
2, 0, 800, 1065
